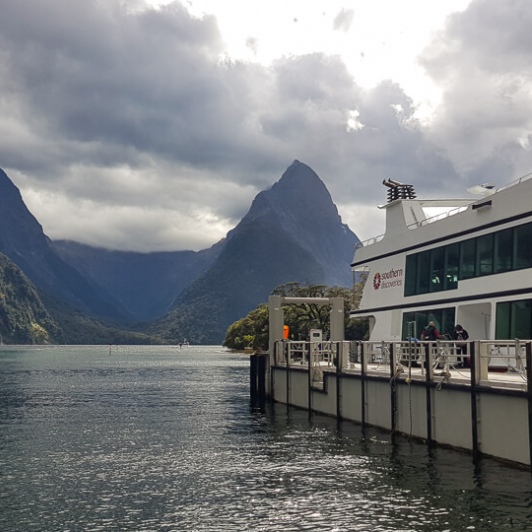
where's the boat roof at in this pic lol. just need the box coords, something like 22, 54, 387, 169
356, 172, 532, 250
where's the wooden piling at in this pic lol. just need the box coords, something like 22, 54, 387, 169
250, 354, 258, 401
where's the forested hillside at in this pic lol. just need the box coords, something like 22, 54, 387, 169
0, 253, 62, 344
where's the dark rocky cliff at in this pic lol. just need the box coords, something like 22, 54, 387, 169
148, 160, 359, 343
0, 168, 128, 320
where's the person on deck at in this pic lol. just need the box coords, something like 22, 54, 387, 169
451, 324, 470, 366
421, 321, 440, 341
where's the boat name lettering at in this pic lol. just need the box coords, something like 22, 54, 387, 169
373, 268, 403, 290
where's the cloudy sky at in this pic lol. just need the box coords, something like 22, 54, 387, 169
1, 0, 532, 252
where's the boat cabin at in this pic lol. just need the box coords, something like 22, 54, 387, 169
350, 175, 532, 342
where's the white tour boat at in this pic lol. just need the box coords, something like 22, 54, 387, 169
350, 174, 532, 345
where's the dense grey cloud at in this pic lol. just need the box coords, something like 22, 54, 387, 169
0, 0, 531, 251
420, 0, 532, 182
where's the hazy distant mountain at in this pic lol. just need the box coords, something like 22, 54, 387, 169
52, 240, 222, 321
0, 168, 129, 321
148, 160, 359, 344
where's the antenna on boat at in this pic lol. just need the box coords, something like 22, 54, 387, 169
382, 179, 416, 203
467, 183, 496, 196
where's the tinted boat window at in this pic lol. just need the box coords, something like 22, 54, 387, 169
514, 222, 532, 270
404, 254, 417, 296
430, 247, 444, 292
477, 234, 494, 276
417, 251, 431, 294
495, 228, 513, 273
444, 243, 459, 290
459, 238, 476, 279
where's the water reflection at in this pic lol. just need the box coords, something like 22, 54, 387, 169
273, 406, 532, 530
1, 346, 531, 531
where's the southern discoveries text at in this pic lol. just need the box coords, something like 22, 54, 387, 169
381, 268, 403, 289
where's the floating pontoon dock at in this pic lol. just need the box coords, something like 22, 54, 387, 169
251, 338, 532, 468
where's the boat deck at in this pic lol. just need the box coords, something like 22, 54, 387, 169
343, 362, 528, 391
274, 339, 531, 393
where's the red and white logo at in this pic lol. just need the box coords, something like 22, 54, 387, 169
373, 272, 381, 290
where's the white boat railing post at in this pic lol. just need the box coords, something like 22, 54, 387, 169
478, 341, 489, 381
515, 339, 525, 373
280, 340, 286, 365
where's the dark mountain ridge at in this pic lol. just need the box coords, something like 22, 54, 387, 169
0, 161, 359, 344
0, 168, 130, 321
147, 161, 359, 343
239, 160, 356, 286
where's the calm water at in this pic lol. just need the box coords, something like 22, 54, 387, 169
1, 346, 531, 531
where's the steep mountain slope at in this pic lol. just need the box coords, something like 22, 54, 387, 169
0, 252, 63, 344
0, 168, 129, 320
148, 160, 359, 344
239, 159, 357, 287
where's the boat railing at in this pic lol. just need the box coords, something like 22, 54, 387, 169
274, 340, 358, 371
355, 205, 469, 250
354, 234, 385, 249
477, 340, 528, 382
414, 205, 469, 228
273, 339, 531, 389
274, 340, 341, 367
360, 339, 466, 373
495, 170, 532, 193
355, 171, 532, 251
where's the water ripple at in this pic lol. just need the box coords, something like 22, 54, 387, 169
1, 346, 531, 531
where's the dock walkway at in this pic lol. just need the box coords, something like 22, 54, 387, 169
259, 339, 532, 468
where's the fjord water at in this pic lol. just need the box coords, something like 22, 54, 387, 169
1, 346, 531, 531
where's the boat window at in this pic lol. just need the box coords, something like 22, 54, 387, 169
404, 254, 417, 296
495, 302, 511, 339
444, 243, 459, 290
495, 228, 513, 273
430, 247, 444, 292
477, 234, 494, 276
417, 251, 431, 294
496, 299, 532, 340
513, 300, 532, 339
459, 238, 476, 280
402, 308, 455, 340
403, 221, 532, 297
402, 311, 428, 340
514, 223, 532, 270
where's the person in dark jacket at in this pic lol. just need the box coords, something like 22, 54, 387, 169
421, 321, 440, 341
451, 324, 470, 365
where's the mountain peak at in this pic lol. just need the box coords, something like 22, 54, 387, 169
272, 160, 331, 199
160, 160, 359, 343
244, 160, 342, 235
